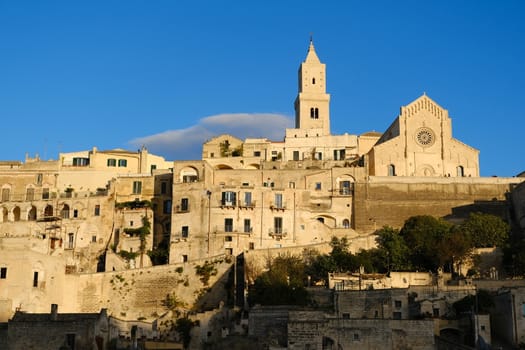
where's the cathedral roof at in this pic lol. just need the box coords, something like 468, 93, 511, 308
304, 39, 321, 63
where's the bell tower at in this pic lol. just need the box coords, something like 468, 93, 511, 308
294, 39, 331, 135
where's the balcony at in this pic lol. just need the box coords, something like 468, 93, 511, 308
238, 200, 256, 210
269, 202, 286, 211
175, 205, 190, 213
269, 228, 287, 239
220, 201, 236, 209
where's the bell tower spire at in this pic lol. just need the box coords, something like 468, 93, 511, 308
294, 38, 331, 135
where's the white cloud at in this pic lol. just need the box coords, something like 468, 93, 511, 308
129, 113, 293, 160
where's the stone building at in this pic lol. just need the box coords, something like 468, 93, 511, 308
7, 304, 109, 350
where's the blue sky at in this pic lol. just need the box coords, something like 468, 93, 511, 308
0, 1, 523, 177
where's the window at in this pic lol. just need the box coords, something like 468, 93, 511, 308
274, 193, 283, 208
221, 191, 236, 206
310, 107, 319, 119
132, 181, 142, 194
249, 242, 255, 250
130, 220, 134, 226
334, 149, 345, 160
161, 182, 167, 194
1, 188, 10, 202
33, 271, 39, 287
107, 158, 116, 167
433, 308, 440, 317
225, 218, 233, 232
68, 233, 74, 249
316, 152, 322, 160
274, 217, 283, 234
293, 150, 300, 161
163, 200, 172, 214
72, 157, 89, 166
181, 226, 189, 238
182, 255, 188, 262
315, 182, 322, 190
289, 182, 295, 189
118, 159, 127, 167
340, 181, 353, 195
94, 205, 100, 216
244, 219, 251, 233
457, 165, 464, 177
181, 198, 189, 211
244, 192, 252, 206
253, 151, 261, 157
92, 235, 97, 243
388, 164, 396, 176
312, 77, 316, 84
225, 248, 233, 255
36, 173, 43, 185
61, 205, 70, 219
342, 219, 350, 229
210, 152, 214, 158
0, 267, 6, 279
395, 300, 402, 308
225, 236, 233, 242
342, 313, 350, 319
26, 187, 35, 201
73, 209, 78, 218
42, 187, 50, 200
353, 333, 359, 341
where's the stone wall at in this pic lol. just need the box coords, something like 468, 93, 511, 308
287, 312, 435, 350
354, 176, 522, 232
62, 255, 233, 321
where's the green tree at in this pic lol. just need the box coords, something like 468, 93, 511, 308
248, 254, 309, 306
175, 317, 195, 349
328, 237, 360, 272
436, 226, 473, 273
303, 248, 336, 285
461, 212, 509, 248
400, 215, 454, 271
375, 226, 412, 271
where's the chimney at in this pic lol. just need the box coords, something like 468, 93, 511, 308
51, 304, 58, 321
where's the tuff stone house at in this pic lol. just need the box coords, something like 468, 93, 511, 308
7, 304, 109, 350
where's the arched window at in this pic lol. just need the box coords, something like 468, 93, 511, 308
388, 164, 396, 176
317, 217, 325, 224
342, 219, 350, 229
312, 78, 316, 84
13, 207, 20, 221
1, 187, 10, 202
314, 108, 319, 119
44, 205, 54, 217
310, 108, 315, 118
28, 206, 37, 221
61, 204, 70, 219
457, 166, 464, 177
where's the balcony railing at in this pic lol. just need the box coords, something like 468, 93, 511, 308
238, 200, 256, 209
269, 228, 287, 238
269, 202, 286, 211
